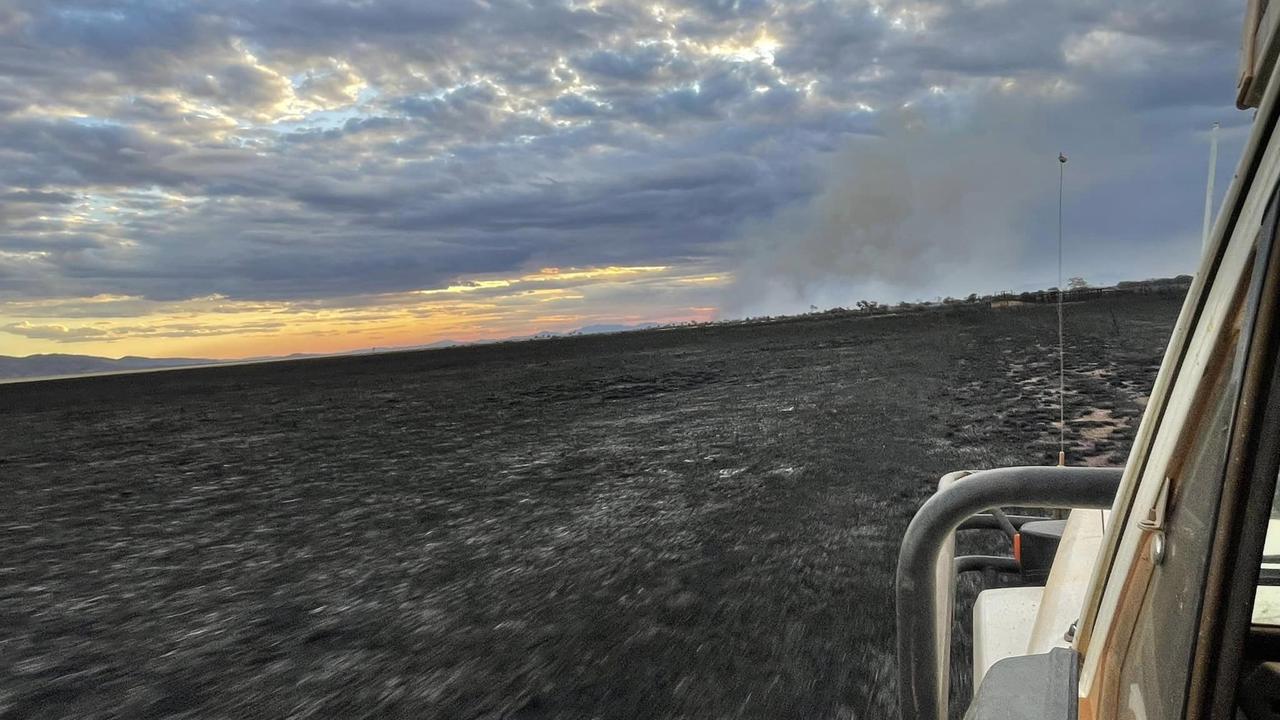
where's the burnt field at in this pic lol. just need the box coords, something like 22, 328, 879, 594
0, 294, 1180, 719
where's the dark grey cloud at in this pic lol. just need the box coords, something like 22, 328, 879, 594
0, 0, 1252, 315
574, 44, 676, 82
550, 94, 607, 118
0, 119, 189, 189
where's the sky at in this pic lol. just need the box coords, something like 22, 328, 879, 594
0, 0, 1252, 359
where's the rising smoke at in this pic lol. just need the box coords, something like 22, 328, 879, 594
720, 102, 1053, 318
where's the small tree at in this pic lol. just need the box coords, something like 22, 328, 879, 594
1067, 277, 1090, 291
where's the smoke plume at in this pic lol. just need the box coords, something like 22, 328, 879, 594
720, 104, 1051, 317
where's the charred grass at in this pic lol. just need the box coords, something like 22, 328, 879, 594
0, 295, 1179, 719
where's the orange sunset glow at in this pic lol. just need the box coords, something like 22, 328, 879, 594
1, 265, 724, 359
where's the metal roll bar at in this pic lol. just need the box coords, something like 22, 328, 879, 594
954, 555, 1021, 574
957, 511, 1046, 533
895, 466, 1124, 720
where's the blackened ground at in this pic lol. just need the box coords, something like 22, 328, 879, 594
0, 295, 1180, 719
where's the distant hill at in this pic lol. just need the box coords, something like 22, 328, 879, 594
0, 354, 215, 381
0, 323, 669, 382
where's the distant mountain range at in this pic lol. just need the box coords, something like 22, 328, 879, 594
0, 354, 218, 381
0, 322, 664, 382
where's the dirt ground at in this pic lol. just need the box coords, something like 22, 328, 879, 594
0, 294, 1180, 719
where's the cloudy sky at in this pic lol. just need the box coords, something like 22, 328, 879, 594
0, 0, 1250, 359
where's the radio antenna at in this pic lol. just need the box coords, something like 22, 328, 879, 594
1202, 122, 1220, 253
1057, 152, 1068, 467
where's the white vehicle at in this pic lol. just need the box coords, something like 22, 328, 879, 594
895, 3, 1280, 718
